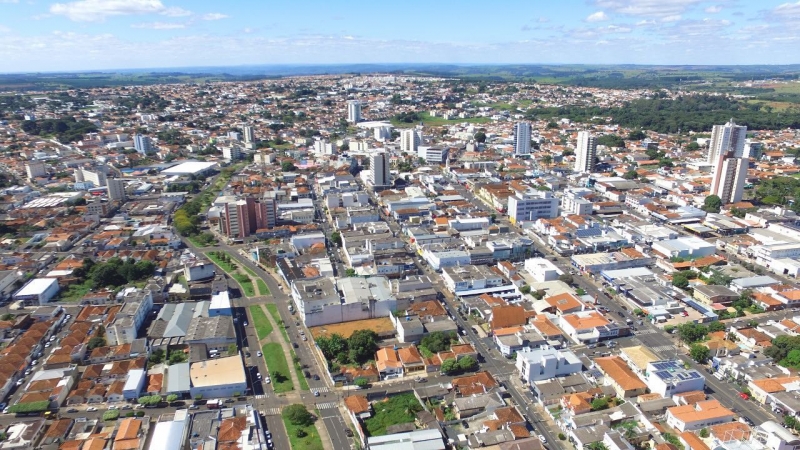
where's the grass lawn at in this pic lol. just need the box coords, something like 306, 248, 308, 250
266, 304, 290, 343
59, 279, 93, 302
291, 349, 310, 391
282, 409, 323, 450
391, 111, 491, 128
242, 265, 258, 277
206, 251, 238, 273
187, 234, 215, 248
233, 273, 256, 297
249, 306, 273, 340
257, 279, 270, 295
262, 343, 294, 393
364, 393, 423, 437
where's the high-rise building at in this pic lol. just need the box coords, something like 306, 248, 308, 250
107, 178, 126, 202
134, 134, 153, 155
708, 120, 747, 164
744, 140, 763, 160
369, 151, 390, 187
25, 161, 46, 181
574, 131, 597, 173
513, 122, 532, 156
400, 129, 421, 153
222, 146, 243, 161
710, 155, 748, 205
347, 100, 361, 123
220, 197, 274, 238
243, 126, 255, 144
507, 191, 559, 224
78, 167, 107, 187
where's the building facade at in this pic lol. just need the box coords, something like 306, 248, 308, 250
369, 151, 390, 187
575, 131, 597, 173
707, 120, 747, 164
347, 100, 361, 123
513, 122, 532, 156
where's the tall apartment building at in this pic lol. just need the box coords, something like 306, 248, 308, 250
513, 122, 532, 156
400, 128, 421, 153
707, 120, 747, 164
222, 146, 242, 161
134, 134, 153, 155
107, 178, 126, 202
417, 146, 448, 164
574, 131, 597, 173
347, 100, 361, 123
710, 154, 748, 204
25, 161, 46, 181
507, 191, 559, 224
369, 151, 390, 187
220, 197, 276, 238
76, 167, 107, 187
243, 125, 255, 144
744, 140, 763, 160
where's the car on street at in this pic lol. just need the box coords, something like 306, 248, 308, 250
108, 405, 117, 410
67, 408, 79, 413
257, 351, 262, 357
739, 392, 750, 400
243, 321, 248, 327
461, 420, 469, 429
121, 405, 132, 410
313, 374, 320, 380
539, 435, 547, 444
87, 407, 98, 412
314, 390, 320, 397
345, 428, 354, 437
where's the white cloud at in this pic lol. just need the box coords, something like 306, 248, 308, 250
201, 13, 228, 21
131, 21, 185, 29
594, 0, 702, 19
586, 11, 609, 22
661, 15, 682, 22
606, 25, 632, 33
161, 6, 192, 17
0, 25, 10, 32
705, 5, 722, 13
50, 0, 166, 22
771, 1, 800, 20
0, 0, 20, 3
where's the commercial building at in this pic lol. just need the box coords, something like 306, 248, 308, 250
369, 151, 390, 187
107, 178, 126, 201
593, 356, 648, 398
25, 161, 46, 181
347, 100, 361, 123
507, 191, 559, 224
710, 154, 748, 205
575, 131, 597, 173
707, 120, 747, 164
400, 128, 422, 153
645, 360, 705, 397
147, 409, 190, 450
189, 354, 247, 399
559, 311, 621, 343
442, 265, 506, 294
106, 288, 154, 346
524, 258, 563, 282
161, 161, 217, 176
516, 348, 582, 385
134, 134, 154, 155
652, 236, 716, 260
417, 146, 448, 164
76, 167, 107, 187
13, 278, 59, 305
513, 122, 531, 156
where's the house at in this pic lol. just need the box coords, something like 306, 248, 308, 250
397, 346, 426, 375
516, 348, 582, 386
593, 356, 648, 398
559, 311, 620, 343
376, 347, 403, 380
747, 376, 800, 405
543, 293, 586, 315
490, 305, 532, 330
665, 399, 735, 431
453, 393, 504, 419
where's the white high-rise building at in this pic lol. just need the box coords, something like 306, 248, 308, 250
347, 100, 361, 123
107, 178, 126, 202
243, 126, 255, 144
79, 168, 107, 187
222, 146, 242, 161
513, 122, 531, 156
25, 161, 46, 181
574, 131, 597, 173
743, 140, 763, 160
369, 151, 390, 187
507, 191, 559, 224
708, 120, 747, 164
710, 155, 748, 205
400, 129, 421, 153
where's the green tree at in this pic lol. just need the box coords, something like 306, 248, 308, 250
707, 321, 726, 333
166, 394, 179, 404
672, 272, 690, 289
689, 344, 711, 364
622, 170, 639, 180
347, 329, 378, 365
284, 404, 314, 427
520, 285, 531, 294
706, 270, 733, 287
678, 323, 708, 344
354, 377, 369, 388
474, 131, 486, 143
87, 336, 106, 350
699, 428, 709, 438
597, 134, 625, 148
440, 358, 458, 375
316, 333, 348, 362
345, 268, 357, 277
703, 195, 722, 213
457, 355, 478, 372
591, 397, 610, 411
627, 130, 646, 140
420, 331, 456, 354
281, 161, 297, 172
558, 273, 573, 285
149, 348, 165, 364
329, 231, 341, 246
227, 343, 238, 356
784, 349, 800, 368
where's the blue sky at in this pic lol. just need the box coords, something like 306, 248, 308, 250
0, 0, 799, 72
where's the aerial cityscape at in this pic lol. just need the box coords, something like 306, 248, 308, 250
3, 1, 800, 450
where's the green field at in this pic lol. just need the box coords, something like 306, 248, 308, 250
257, 279, 270, 295
391, 111, 491, 128
266, 304, 290, 343
262, 343, 294, 393
291, 349, 310, 391
249, 306, 273, 340
206, 251, 238, 273
242, 265, 258, 277
187, 234, 215, 248
59, 279, 93, 302
233, 273, 256, 297
364, 393, 423, 437
282, 408, 323, 450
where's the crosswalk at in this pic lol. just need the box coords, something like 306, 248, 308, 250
316, 402, 338, 410
254, 394, 270, 400
261, 407, 282, 416
635, 328, 658, 335
314, 387, 329, 393
651, 345, 677, 355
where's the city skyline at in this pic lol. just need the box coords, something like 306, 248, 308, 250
0, 0, 799, 72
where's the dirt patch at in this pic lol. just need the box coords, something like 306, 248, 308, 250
309, 317, 396, 339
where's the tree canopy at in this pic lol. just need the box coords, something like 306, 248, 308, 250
284, 404, 314, 427
703, 195, 722, 214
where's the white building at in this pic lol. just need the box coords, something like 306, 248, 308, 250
708, 119, 747, 164
575, 131, 597, 173
524, 258, 563, 282
106, 288, 154, 346
107, 178, 126, 201
347, 100, 361, 123
513, 122, 531, 156
13, 278, 59, 305
183, 260, 216, 282
507, 191, 559, 225
652, 236, 716, 260
400, 128, 422, 153
417, 146, 448, 164
242, 125, 255, 144
645, 360, 705, 397
442, 265, 505, 294
189, 355, 247, 399
369, 151, 390, 187
25, 161, 46, 181
77, 167, 107, 187
516, 348, 582, 385
665, 399, 734, 432
562, 189, 595, 216
314, 139, 337, 155
709, 155, 748, 205
222, 146, 243, 161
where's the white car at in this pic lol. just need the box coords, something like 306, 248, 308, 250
264, 377, 271, 384
87, 407, 98, 412
257, 351, 262, 357
108, 405, 117, 410
538, 435, 547, 444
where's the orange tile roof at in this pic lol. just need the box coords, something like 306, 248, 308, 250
344, 395, 370, 414
594, 356, 647, 391
668, 399, 734, 424
562, 312, 610, 330
490, 305, 529, 329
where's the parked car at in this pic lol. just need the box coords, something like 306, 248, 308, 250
739, 392, 750, 400
539, 435, 547, 444
345, 429, 354, 437
313, 374, 320, 380
67, 408, 79, 413
314, 390, 320, 397
87, 407, 98, 412
257, 351, 262, 357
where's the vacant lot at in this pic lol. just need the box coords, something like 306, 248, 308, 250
309, 317, 395, 339
364, 393, 422, 437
